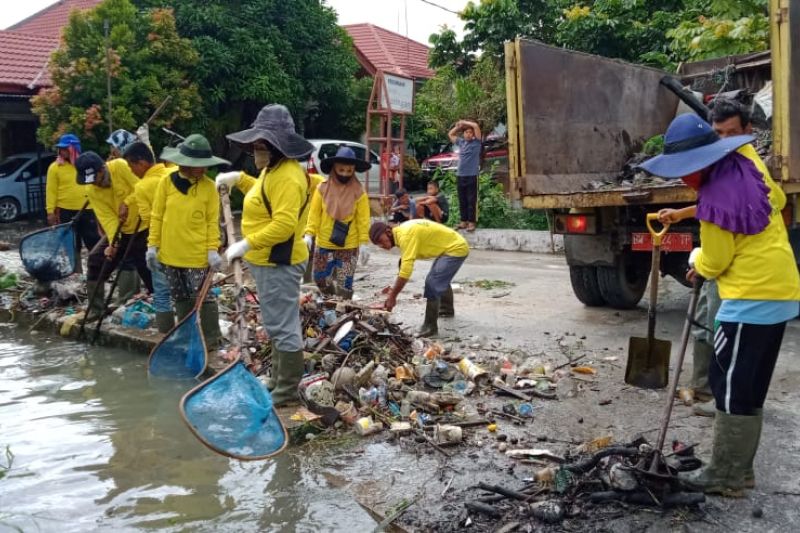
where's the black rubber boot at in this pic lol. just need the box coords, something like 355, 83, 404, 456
115, 269, 140, 306
155, 311, 175, 334
85, 281, 105, 322
417, 298, 440, 338
439, 287, 454, 317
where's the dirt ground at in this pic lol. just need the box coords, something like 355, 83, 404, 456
334, 246, 800, 532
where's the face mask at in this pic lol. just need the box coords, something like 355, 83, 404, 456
681, 170, 703, 191
335, 173, 352, 184
254, 148, 270, 170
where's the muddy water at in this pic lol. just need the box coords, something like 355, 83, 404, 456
0, 326, 375, 532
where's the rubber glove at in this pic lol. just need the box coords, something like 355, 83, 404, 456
688, 247, 701, 268
135, 123, 150, 146
146, 246, 161, 272
215, 171, 241, 191
303, 234, 314, 251
225, 239, 251, 262
359, 244, 370, 266
208, 251, 223, 271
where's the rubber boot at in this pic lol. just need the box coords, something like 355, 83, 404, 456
115, 269, 139, 306
155, 311, 175, 334
174, 298, 193, 322
84, 281, 105, 321
691, 339, 714, 402
265, 343, 279, 391
439, 287, 454, 317
743, 408, 762, 488
337, 286, 354, 301
693, 399, 716, 417
200, 301, 224, 372
271, 349, 305, 407
417, 298, 440, 338
680, 411, 760, 497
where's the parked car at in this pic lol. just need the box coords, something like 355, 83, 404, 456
421, 137, 509, 178
0, 152, 55, 222
303, 139, 382, 193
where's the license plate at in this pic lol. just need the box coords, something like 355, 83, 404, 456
631, 232, 693, 252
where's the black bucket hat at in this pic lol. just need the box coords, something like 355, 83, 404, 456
226, 104, 314, 159
320, 145, 371, 174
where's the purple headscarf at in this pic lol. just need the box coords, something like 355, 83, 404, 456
696, 152, 771, 235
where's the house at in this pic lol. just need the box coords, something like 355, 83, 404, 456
342, 23, 434, 81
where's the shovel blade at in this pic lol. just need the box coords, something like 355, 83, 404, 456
626, 336, 671, 389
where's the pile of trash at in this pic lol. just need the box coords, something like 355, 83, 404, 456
457, 436, 705, 529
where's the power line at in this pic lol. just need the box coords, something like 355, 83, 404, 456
417, 0, 460, 15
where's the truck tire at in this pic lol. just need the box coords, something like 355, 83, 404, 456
596, 254, 649, 309
569, 266, 606, 307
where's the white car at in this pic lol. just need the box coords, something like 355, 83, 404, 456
303, 140, 383, 193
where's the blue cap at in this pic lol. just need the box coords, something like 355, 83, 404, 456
637, 114, 754, 179
55, 133, 81, 149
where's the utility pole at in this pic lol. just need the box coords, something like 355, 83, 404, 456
104, 19, 113, 135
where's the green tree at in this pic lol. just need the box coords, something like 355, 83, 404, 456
134, 0, 363, 146
428, 25, 473, 73
31, 0, 201, 152
414, 56, 505, 141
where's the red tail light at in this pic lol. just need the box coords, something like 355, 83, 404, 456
554, 214, 597, 234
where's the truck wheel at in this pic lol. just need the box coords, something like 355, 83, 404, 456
596, 254, 649, 309
569, 266, 606, 307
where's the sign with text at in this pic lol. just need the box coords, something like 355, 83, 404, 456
631, 232, 693, 252
380, 73, 414, 114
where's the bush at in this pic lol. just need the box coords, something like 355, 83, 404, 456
402, 155, 425, 191
431, 168, 548, 230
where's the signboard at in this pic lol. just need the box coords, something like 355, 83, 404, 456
380, 73, 414, 114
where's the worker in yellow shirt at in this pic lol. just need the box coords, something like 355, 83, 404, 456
303, 146, 371, 299
657, 99, 787, 418
369, 219, 469, 337
220, 104, 313, 406
123, 141, 175, 333
147, 134, 226, 367
641, 113, 800, 497
75, 151, 153, 320
45, 134, 100, 266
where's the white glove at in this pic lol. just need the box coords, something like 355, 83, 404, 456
359, 244, 370, 266
146, 246, 161, 272
303, 234, 314, 251
688, 247, 701, 268
135, 123, 150, 146
208, 251, 223, 271
215, 171, 241, 191
225, 239, 251, 262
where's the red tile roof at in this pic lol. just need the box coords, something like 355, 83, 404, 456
0, 31, 58, 93
8, 0, 102, 37
343, 23, 434, 80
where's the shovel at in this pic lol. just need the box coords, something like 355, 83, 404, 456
625, 213, 671, 389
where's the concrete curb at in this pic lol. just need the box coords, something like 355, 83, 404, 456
461, 229, 564, 254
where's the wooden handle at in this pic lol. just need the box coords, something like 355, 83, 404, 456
646, 213, 669, 247
219, 185, 250, 363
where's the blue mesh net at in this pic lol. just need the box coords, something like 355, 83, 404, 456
19, 224, 77, 282
148, 310, 207, 379
181, 361, 286, 459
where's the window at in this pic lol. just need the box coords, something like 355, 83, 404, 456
318, 144, 339, 160
0, 157, 29, 178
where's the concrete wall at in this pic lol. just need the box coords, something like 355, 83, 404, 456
463, 229, 563, 254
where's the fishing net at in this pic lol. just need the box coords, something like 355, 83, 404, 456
181, 361, 287, 459
19, 223, 77, 282
148, 310, 207, 379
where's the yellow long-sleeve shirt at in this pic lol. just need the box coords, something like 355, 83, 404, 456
392, 219, 469, 279
738, 144, 785, 212
133, 163, 171, 227
45, 161, 91, 213
87, 158, 143, 237
148, 171, 220, 268
237, 160, 311, 267
305, 185, 370, 250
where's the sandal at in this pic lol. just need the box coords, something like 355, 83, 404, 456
456, 222, 468, 229
466, 223, 477, 232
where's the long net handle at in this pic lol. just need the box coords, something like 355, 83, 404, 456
193, 267, 216, 313
219, 185, 250, 365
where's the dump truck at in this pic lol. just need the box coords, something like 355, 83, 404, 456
504, 0, 800, 309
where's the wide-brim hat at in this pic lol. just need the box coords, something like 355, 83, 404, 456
320, 145, 371, 174
226, 104, 314, 159
637, 114, 754, 179
160, 133, 230, 168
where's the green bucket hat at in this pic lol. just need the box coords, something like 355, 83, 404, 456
160, 134, 230, 168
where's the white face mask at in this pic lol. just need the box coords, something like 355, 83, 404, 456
253, 148, 270, 170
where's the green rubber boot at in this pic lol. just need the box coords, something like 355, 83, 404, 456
155, 311, 175, 334
337, 286, 354, 301
115, 269, 140, 306
743, 408, 762, 488
417, 298, 440, 338
174, 298, 193, 323
200, 301, 224, 371
680, 411, 760, 497
84, 281, 105, 322
691, 339, 714, 401
271, 349, 305, 407
439, 287, 454, 317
